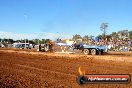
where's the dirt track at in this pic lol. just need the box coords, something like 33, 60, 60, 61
0, 49, 132, 88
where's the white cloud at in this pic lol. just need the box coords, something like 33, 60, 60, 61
0, 31, 72, 40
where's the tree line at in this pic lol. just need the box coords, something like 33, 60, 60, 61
0, 23, 132, 44
73, 23, 132, 41
1, 29, 132, 45
72, 30, 132, 41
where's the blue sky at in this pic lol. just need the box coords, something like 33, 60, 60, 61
0, 0, 132, 39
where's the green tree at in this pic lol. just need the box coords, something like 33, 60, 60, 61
129, 31, 132, 39
3, 38, 8, 43
105, 35, 112, 41
118, 30, 128, 40
110, 32, 118, 40
45, 39, 50, 43
83, 35, 89, 41
72, 34, 82, 40
8, 39, 14, 44
32, 39, 40, 44
100, 23, 108, 39
41, 39, 46, 44
28, 40, 35, 44
97, 34, 103, 39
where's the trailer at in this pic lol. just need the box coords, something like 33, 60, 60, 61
82, 44, 108, 55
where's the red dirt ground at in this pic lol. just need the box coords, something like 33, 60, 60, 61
0, 49, 132, 88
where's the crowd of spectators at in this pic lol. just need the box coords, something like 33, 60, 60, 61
84, 39, 132, 51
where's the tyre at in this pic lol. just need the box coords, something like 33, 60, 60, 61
83, 49, 90, 55
91, 49, 97, 55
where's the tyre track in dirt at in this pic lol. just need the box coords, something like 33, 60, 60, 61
0, 50, 132, 88
0, 58, 131, 75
